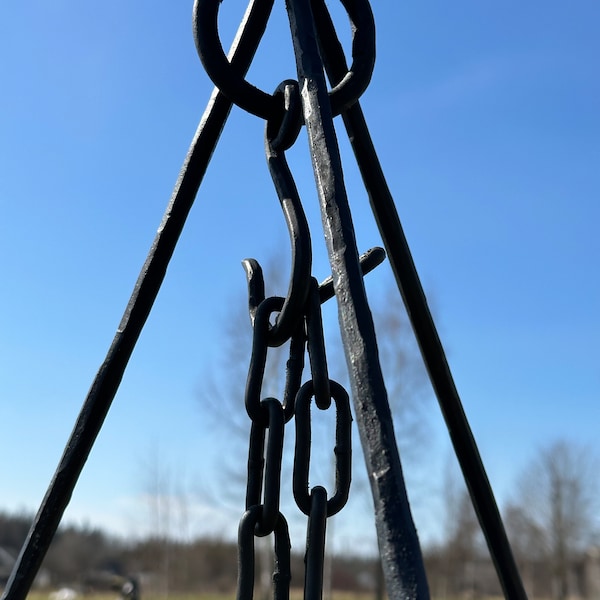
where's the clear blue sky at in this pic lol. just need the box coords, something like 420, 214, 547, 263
1, 1, 599, 552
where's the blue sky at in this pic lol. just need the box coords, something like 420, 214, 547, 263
1, 1, 599, 552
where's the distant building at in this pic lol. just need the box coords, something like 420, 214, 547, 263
0, 546, 50, 590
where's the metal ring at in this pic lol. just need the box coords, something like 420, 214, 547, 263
194, 0, 277, 119
318, 0, 376, 115
244, 296, 285, 423
193, 0, 375, 119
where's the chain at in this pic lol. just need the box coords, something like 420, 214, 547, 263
194, 0, 419, 596
235, 72, 382, 598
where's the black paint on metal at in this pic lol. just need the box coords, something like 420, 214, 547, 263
237, 506, 291, 600
293, 380, 352, 517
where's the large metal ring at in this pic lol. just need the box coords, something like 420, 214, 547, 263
293, 379, 352, 517
193, 0, 375, 119
237, 506, 291, 600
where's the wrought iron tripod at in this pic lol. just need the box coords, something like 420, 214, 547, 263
2, 1, 527, 599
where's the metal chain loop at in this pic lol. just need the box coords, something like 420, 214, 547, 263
293, 380, 352, 517
193, 0, 375, 119
244, 295, 286, 424
243, 297, 308, 426
266, 80, 303, 153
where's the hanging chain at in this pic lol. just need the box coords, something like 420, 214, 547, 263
235, 76, 382, 598
194, 0, 426, 596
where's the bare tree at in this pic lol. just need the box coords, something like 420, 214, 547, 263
511, 439, 599, 600
428, 458, 486, 598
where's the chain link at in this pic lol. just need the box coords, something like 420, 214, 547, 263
245, 398, 285, 537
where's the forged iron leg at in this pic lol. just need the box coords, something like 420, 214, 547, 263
0, 3, 274, 598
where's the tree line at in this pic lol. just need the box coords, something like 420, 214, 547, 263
0, 511, 381, 596
427, 440, 600, 599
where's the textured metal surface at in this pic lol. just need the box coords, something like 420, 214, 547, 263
284, 0, 430, 596
1, 4, 273, 599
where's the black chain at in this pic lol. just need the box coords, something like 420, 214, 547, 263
293, 379, 352, 518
